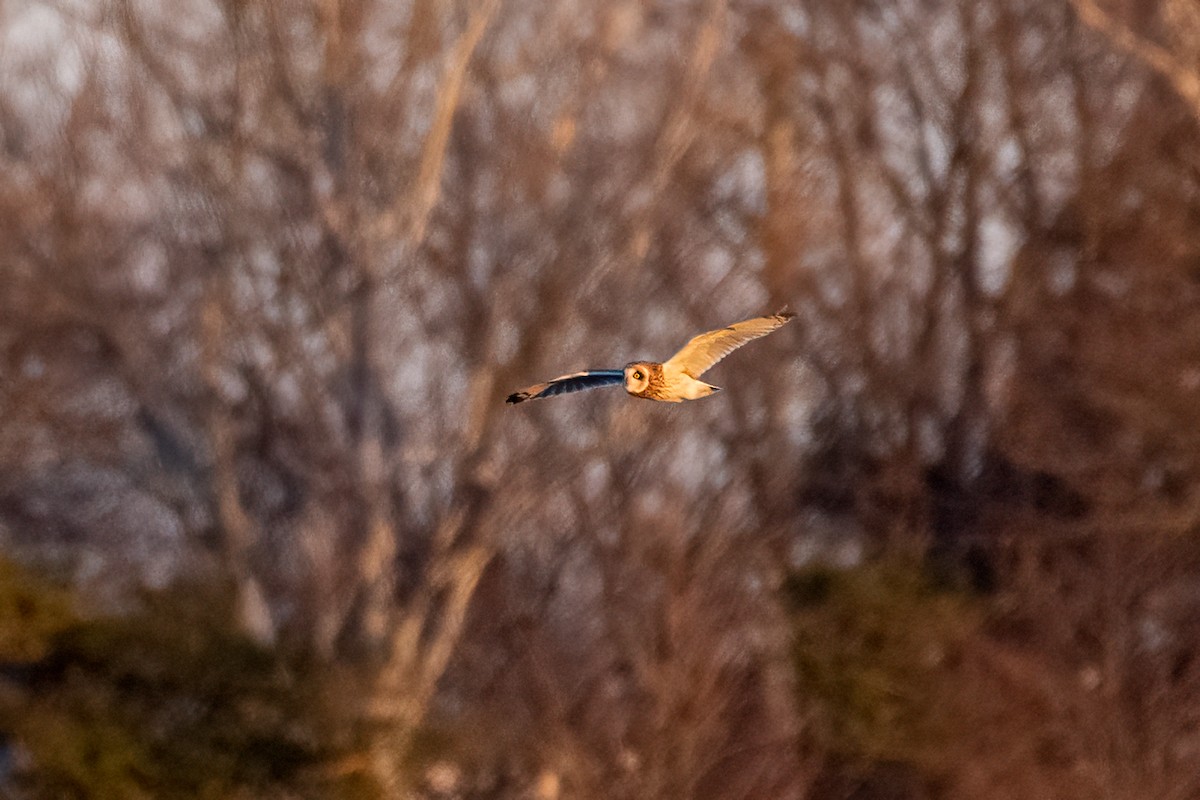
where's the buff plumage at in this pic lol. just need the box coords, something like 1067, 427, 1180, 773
505, 311, 795, 405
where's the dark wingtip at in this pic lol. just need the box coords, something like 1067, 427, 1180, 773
505, 392, 528, 405
775, 306, 797, 320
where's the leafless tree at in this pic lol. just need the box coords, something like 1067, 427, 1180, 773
3, 0, 1200, 797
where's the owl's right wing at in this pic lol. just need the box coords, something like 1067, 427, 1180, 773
664, 310, 795, 378
505, 369, 625, 404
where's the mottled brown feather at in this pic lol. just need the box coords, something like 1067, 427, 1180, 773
664, 311, 795, 378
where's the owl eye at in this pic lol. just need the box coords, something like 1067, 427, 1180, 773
633, 370, 643, 380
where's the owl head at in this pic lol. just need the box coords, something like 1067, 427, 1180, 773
623, 362, 653, 395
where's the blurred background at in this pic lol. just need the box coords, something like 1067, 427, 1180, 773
2, 0, 1200, 797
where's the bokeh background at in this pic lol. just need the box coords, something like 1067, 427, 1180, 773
2, 0, 1200, 798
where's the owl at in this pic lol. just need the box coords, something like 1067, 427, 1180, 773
506, 310, 795, 404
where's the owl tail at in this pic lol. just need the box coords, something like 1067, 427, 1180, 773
683, 380, 721, 400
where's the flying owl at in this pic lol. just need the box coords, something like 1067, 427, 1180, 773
506, 310, 795, 405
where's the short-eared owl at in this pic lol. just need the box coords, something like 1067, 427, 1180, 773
505, 310, 795, 405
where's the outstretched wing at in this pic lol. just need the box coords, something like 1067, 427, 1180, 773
664, 311, 795, 378
505, 369, 625, 404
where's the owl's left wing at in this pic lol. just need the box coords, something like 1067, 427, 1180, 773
664, 311, 795, 378
505, 369, 625, 404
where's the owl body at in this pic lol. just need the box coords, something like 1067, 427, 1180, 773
623, 361, 718, 402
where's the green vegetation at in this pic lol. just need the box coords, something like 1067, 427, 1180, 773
0, 559, 379, 800
785, 559, 982, 772
0, 559, 75, 663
